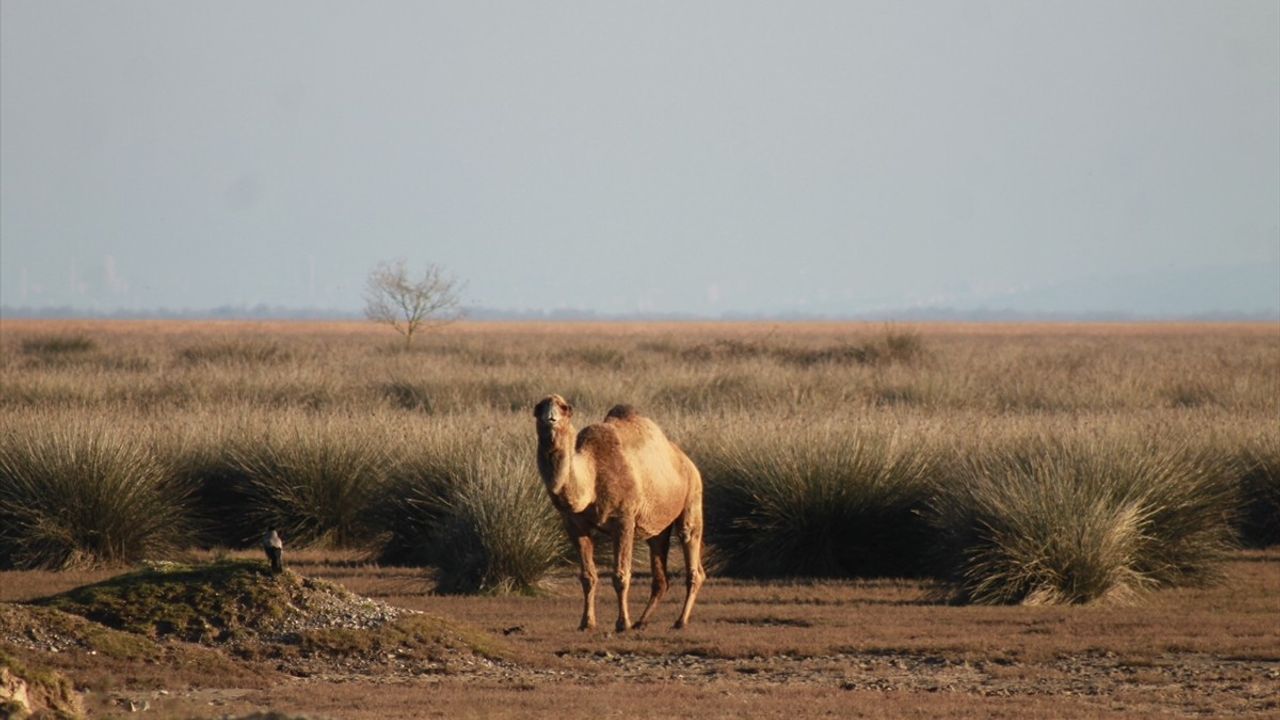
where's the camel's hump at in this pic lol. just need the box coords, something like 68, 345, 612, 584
604, 404, 641, 421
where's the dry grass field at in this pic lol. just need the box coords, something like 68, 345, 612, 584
0, 319, 1277, 718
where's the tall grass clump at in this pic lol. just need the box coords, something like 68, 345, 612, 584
379, 379, 437, 413
20, 334, 96, 356
1235, 437, 1280, 548
673, 326, 928, 368
774, 326, 928, 368
378, 444, 564, 595
226, 427, 389, 548
699, 427, 935, 578
176, 340, 291, 365
0, 424, 189, 569
375, 448, 461, 566
927, 438, 1238, 605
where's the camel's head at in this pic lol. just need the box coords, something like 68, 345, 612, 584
533, 394, 573, 430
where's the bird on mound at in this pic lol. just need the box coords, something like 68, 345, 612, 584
262, 528, 284, 574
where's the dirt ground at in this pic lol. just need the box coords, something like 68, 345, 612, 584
2, 548, 1277, 719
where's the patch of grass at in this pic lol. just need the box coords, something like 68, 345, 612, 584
92, 355, 154, 373
776, 325, 929, 367
880, 326, 927, 362
375, 457, 455, 567
870, 384, 925, 407
0, 424, 190, 569
650, 373, 765, 412
172, 443, 257, 548
674, 327, 927, 368
927, 438, 1238, 604
226, 428, 390, 548
177, 340, 291, 365
433, 456, 565, 595
20, 335, 95, 356
468, 378, 545, 412
380, 379, 436, 413
1163, 380, 1218, 408
377, 446, 564, 594
1235, 438, 1280, 548
20, 352, 154, 374
700, 428, 935, 578
678, 338, 772, 363
378, 378, 542, 414
563, 345, 628, 369
773, 344, 880, 367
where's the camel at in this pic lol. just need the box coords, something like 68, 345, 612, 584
533, 394, 705, 631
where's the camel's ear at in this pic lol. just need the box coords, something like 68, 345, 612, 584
532, 398, 549, 418
560, 399, 573, 418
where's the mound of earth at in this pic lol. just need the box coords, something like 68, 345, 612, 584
0, 602, 262, 691
0, 649, 82, 720
22, 560, 514, 678
32, 560, 403, 645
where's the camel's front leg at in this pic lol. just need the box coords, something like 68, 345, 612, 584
612, 520, 636, 632
572, 529, 598, 631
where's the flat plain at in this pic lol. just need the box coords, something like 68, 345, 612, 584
0, 319, 1277, 718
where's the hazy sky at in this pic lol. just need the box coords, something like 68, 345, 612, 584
2, 1, 1277, 316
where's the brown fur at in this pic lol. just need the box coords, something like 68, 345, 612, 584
533, 394, 705, 631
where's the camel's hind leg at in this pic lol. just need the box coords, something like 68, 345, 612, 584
633, 524, 672, 629
674, 506, 706, 629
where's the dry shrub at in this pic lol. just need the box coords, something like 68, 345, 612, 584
672, 326, 927, 369
562, 345, 628, 369
380, 379, 436, 413
774, 327, 927, 368
1235, 436, 1280, 548
927, 437, 1238, 604
0, 422, 189, 569
225, 424, 391, 548
650, 373, 768, 413
429, 452, 566, 595
20, 334, 96, 356
1163, 380, 1218, 409
698, 425, 935, 578
378, 377, 543, 414
177, 340, 291, 366
377, 438, 563, 594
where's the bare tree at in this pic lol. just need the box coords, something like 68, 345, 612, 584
363, 259, 464, 347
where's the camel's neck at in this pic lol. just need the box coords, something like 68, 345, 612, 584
537, 423, 595, 514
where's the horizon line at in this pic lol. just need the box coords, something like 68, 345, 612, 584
2, 304, 1277, 324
